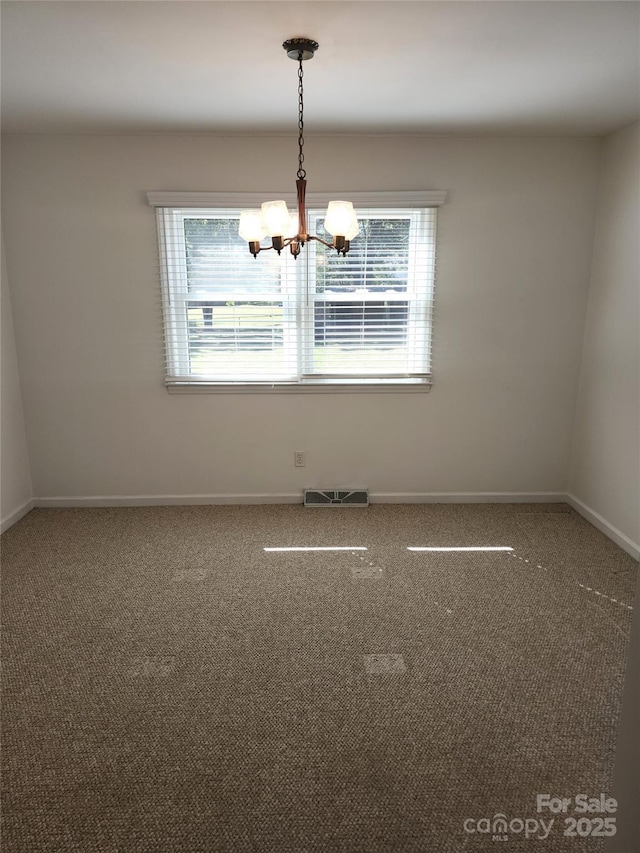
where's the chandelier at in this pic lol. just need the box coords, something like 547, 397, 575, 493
238, 38, 359, 259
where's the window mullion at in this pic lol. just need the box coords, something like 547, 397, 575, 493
299, 219, 317, 377
280, 250, 299, 379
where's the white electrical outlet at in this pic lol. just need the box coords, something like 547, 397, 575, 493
294, 451, 306, 467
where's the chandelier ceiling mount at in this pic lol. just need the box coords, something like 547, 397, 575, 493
282, 37, 319, 61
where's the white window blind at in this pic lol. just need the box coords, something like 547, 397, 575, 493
150, 191, 445, 391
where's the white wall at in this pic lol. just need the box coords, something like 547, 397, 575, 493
569, 122, 640, 551
1, 134, 599, 501
1, 233, 33, 528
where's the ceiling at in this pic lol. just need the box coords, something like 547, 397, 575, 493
1, 1, 639, 136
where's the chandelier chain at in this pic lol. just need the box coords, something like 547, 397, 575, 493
297, 54, 306, 180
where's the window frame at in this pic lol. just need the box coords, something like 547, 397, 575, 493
149, 190, 446, 394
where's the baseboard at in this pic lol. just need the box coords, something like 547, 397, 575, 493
566, 494, 640, 561
35, 491, 564, 509
1, 498, 35, 534
35, 494, 303, 507
370, 491, 565, 504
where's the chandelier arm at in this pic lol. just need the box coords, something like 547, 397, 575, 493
307, 234, 337, 250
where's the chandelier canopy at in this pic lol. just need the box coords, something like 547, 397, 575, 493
238, 38, 359, 259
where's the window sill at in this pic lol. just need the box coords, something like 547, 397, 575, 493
166, 379, 432, 395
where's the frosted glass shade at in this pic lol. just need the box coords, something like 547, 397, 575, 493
285, 213, 299, 239
261, 200, 291, 237
324, 201, 359, 238
238, 210, 267, 242
344, 218, 360, 241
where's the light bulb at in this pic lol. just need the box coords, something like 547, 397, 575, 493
261, 200, 290, 237
238, 210, 267, 243
324, 201, 358, 238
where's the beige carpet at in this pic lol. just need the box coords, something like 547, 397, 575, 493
1, 503, 637, 852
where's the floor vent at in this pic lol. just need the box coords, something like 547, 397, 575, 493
304, 489, 369, 508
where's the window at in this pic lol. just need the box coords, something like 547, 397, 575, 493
149, 191, 445, 392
